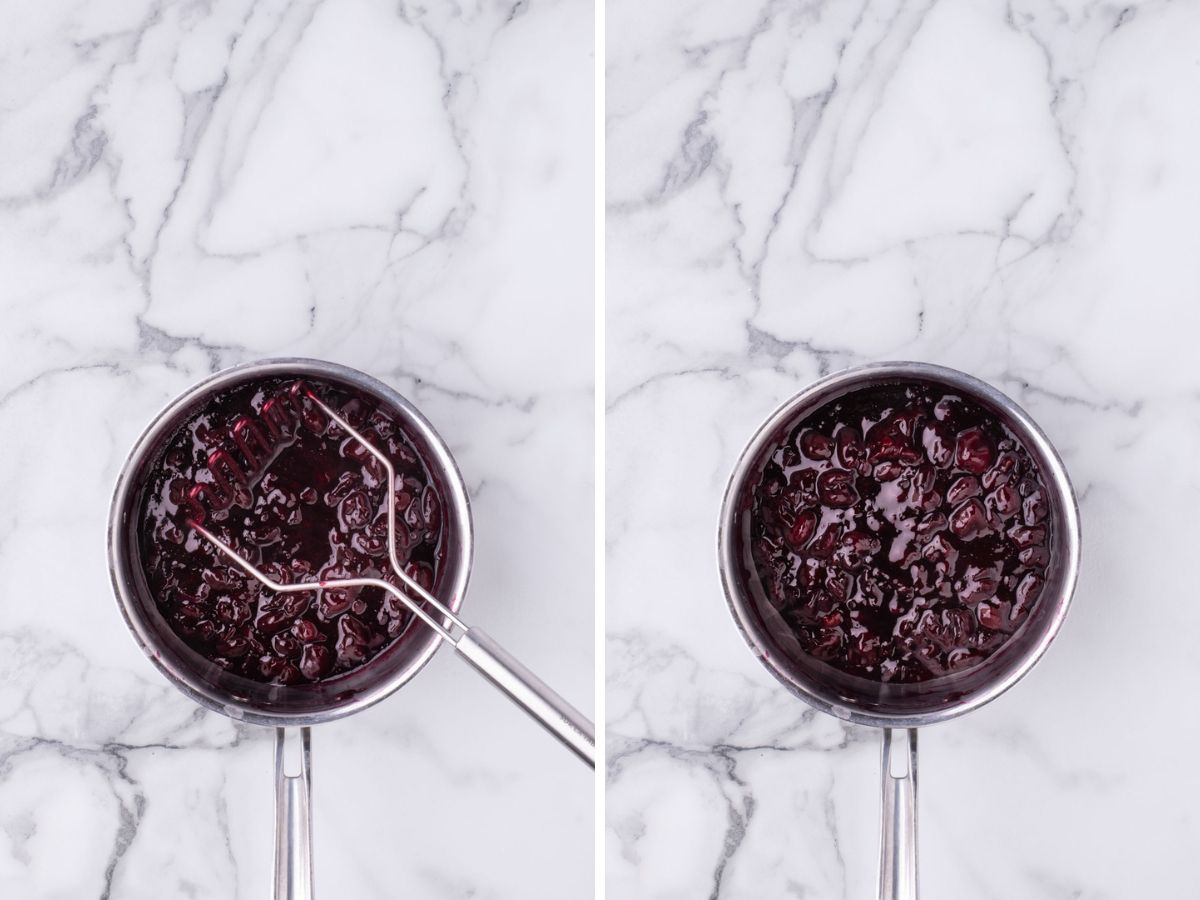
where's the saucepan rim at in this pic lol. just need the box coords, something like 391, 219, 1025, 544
108, 357, 474, 727
718, 361, 1081, 729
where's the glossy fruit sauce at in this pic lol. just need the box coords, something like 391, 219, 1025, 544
744, 382, 1052, 684
137, 377, 446, 685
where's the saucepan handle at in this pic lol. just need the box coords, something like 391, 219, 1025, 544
274, 727, 314, 900
879, 727, 919, 900
455, 628, 596, 768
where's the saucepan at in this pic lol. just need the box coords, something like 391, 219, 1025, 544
718, 361, 1080, 898
109, 358, 593, 898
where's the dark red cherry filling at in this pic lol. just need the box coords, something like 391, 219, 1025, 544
745, 382, 1053, 684
138, 376, 447, 685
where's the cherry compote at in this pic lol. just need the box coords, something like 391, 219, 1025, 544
747, 382, 1052, 683
138, 377, 447, 685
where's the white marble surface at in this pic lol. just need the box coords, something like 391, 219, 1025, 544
0, 0, 593, 897
607, 0, 1200, 897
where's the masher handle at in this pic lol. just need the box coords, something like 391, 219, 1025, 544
879, 728, 919, 900
455, 628, 595, 768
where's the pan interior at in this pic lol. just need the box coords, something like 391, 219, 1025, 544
722, 367, 1078, 726
109, 360, 472, 726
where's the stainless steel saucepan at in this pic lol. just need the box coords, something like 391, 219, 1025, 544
109, 358, 593, 899
719, 361, 1080, 900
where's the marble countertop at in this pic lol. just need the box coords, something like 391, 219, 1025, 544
0, 0, 593, 897
606, 1, 1200, 897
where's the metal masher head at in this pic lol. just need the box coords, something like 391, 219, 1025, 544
189, 387, 469, 647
